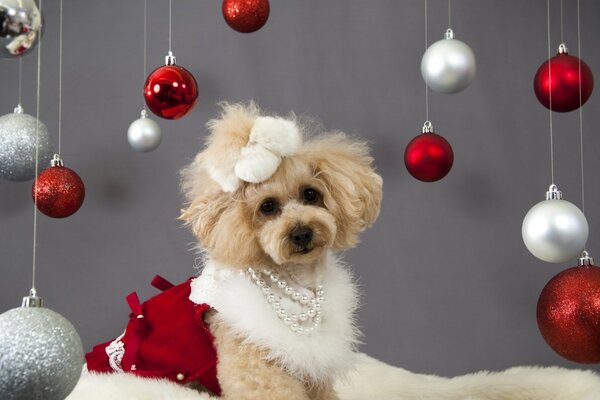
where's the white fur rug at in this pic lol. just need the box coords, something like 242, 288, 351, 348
67, 353, 600, 400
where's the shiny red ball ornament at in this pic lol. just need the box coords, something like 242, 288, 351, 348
32, 155, 85, 218
222, 0, 270, 33
144, 52, 198, 120
537, 254, 600, 363
404, 122, 454, 182
534, 44, 594, 112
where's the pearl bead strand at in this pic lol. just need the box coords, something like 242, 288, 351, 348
247, 267, 324, 336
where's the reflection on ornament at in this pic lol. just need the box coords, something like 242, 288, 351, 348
421, 29, 476, 94
522, 185, 588, 263
32, 154, 85, 218
404, 121, 453, 182
537, 252, 600, 363
0, 104, 53, 181
0, 0, 43, 58
534, 44, 594, 113
128, 109, 161, 152
222, 0, 270, 33
0, 290, 84, 399
144, 52, 198, 120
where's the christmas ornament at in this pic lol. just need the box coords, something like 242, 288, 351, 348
0, 104, 53, 181
421, 28, 476, 94
534, 44, 593, 113
0, 290, 84, 400
0, 0, 43, 58
222, 0, 270, 33
522, 185, 588, 263
144, 52, 198, 120
128, 109, 161, 152
404, 121, 454, 182
32, 154, 85, 218
537, 251, 600, 363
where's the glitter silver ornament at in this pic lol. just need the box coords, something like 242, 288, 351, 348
127, 109, 162, 152
0, 290, 84, 400
522, 185, 589, 263
0, 0, 43, 58
0, 104, 53, 181
421, 28, 477, 94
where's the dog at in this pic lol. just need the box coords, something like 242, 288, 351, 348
67, 103, 600, 400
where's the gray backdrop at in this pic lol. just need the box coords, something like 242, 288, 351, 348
2, 0, 600, 377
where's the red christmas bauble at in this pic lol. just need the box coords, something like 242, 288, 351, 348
222, 0, 270, 33
533, 48, 594, 112
32, 163, 85, 218
404, 131, 454, 182
537, 265, 600, 363
144, 65, 198, 120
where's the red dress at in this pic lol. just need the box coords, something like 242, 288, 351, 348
85, 275, 221, 396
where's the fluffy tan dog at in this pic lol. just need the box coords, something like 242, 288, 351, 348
178, 102, 382, 399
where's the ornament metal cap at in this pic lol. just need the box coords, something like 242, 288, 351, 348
545, 184, 563, 200
50, 154, 64, 167
22, 288, 43, 308
579, 250, 594, 266
165, 51, 176, 66
557, 43, 569, 54
422, 121, 434, 133
13, 104, 24, 114
140, 109, 148, 119
444, 28, 455, 40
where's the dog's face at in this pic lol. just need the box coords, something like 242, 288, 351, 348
180, 105, 382, 270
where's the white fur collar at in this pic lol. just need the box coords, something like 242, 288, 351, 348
189, 253, 360, 382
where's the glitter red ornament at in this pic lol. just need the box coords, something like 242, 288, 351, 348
144, 52, 198, 120
404, 121, 454, 182
534, 44, 594, 113
537, 252, 600, 364
222, 0, 270, 33
32, 155, 85, 218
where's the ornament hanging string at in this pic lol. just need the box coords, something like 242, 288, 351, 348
577, 0, 586, 238
448, 0, 451, 30
18, 58, 22, 106
32, 0, 44, 295
424, 0, 429, 121
546, 0, 555, 184
560, 0, 564, 44
143, 0, 147, 110
169, 0, 172, 53
58, 0, 63, 157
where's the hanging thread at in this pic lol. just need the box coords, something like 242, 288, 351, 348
424, 0, 429, 122
143, 0, 147, 109
32, 0, 44, 294
18, 58, 22, 106
169, 0, 172, 53
546, 0, 555, 185
448, 0, 452, 29
560, 0, 564, 44
57, 0, 63, 157
577, 0, 585, 220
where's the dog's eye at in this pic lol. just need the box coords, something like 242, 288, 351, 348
302, 188, 320, 203
259, 199, 278, 215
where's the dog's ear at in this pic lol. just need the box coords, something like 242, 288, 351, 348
300, 133, 382, 249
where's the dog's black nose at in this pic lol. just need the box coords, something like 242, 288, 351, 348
290, 227, 313, 247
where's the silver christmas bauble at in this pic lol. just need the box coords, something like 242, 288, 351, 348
522, 185, 589, 263
127, 109, 161, 152
0, 300, 84, 400
421, 29, 476, 94
0, 105, 54, 181
0, 0, 43, 58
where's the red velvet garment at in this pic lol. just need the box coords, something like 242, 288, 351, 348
86, 276, 221, 396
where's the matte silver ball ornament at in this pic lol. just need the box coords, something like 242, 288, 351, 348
127, 109, 162, 152
0, 104, 54, 181
0, 291, 84, 400
522, 185, 589, 263
421, 29, 476, 94
0, 0, 43, 58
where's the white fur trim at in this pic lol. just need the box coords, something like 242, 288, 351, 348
206, 165, 240, 193
249, 116, 301, 157
68, 354, 600, 400
234, 144, 281, 184
189, 253, 359, 382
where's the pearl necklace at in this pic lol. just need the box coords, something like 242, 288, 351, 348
247, 267, 325, 336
